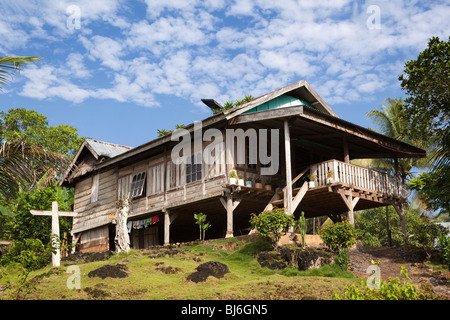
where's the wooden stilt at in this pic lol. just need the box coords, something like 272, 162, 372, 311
220, 194, 241, 238
339, 191, 359, 226
284, 119, 293, 215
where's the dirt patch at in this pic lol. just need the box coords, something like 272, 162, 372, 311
348, 246, 449, 299
84, 285, 110, 299
156, 264, 182, 274
88, 264, 129, 279
186, 261, 231, 283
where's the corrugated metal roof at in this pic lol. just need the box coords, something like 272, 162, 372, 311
86, 139, 132, 159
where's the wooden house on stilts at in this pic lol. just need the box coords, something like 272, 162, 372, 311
59, 81, 425, 252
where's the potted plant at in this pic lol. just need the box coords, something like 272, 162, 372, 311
229, 170, 237, 185
238, 174, 245, 186
245, 176, 253, 187
327, 170, 333, 184
254, 176, 262, 189
307, 174, 316, 188
264, 178, 272, 191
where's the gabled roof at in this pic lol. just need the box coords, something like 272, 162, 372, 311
83, 139, 131, 159
59, 139, 131, 187
224, 80, 339, 119
59, 80, 426, 187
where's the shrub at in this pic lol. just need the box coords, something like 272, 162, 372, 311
320, 221, 357, 252
335, 248, 350, 271
0, 238, 53, 271
334, 266, 441, 300
250, 208, 295, 249
437, 231, 450, 270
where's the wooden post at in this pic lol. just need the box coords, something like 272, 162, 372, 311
219, 195, 242, 238
51, 201, 60, 267
226, 194, 234, 238
339, 191, 359, 226
284, 119, 293, 216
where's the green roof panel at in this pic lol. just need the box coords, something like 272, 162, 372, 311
243, 94, 314, 114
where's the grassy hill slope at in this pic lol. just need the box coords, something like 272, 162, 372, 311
1, 236, 357, 300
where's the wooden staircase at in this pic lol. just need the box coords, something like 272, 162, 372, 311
263, 167, 310, 214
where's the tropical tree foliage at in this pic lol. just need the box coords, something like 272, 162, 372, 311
0, 108, 85, 156
0, 182, 73, 243
0, 141, 67, 201
354, 207, 434, 247
399, 36, 450, 215
211, 95, 255, 114
399, 36, 450, 140
360, 98, 433, 183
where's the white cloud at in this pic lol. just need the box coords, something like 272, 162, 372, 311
65, 53, 91, 79
20, 64, 92, 103
80, 35, 124, 71
4, 0, 450, 111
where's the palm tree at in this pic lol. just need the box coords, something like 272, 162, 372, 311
0, 141, 68, 201
357, 98, 434, 184
355, 98, 436, 216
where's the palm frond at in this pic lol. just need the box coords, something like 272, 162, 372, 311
0, 56, 42, 88
0, 141, 68, 201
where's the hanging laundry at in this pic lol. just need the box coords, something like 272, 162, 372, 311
151, 215, 159, 224
127, 221, 132, 233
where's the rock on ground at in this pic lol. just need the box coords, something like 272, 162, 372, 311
187, 261, 231, 283
88, 264, 128, 279
257, 247, 335, 271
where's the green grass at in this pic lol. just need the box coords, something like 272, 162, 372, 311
0, 237, 358, 300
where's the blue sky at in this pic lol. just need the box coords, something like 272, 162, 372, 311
0, 0, 449, 149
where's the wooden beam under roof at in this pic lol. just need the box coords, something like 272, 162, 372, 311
230, 105, 426, 159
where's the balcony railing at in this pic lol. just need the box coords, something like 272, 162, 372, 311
310, 159, 408, 199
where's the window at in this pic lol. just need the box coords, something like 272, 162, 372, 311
186, 154, 202, 183
129, 171, 146, 198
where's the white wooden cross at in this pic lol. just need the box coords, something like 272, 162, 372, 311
30, 201, 77, 267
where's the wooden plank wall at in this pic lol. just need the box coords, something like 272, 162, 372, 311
73, 138, 228, 237
72, 167, 117, 234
